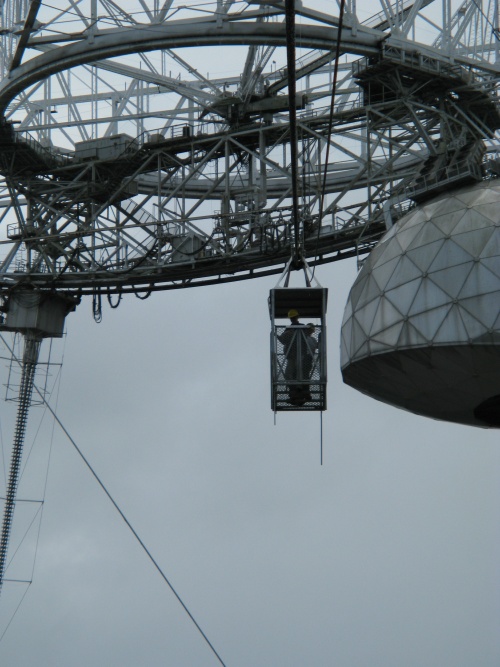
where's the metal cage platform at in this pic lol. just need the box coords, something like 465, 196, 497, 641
269, 287, 328, 411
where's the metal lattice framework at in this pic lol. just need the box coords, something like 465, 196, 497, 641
0, 0, 498, 296
0, 0, 499, 627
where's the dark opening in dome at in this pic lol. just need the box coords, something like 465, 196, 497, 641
474, 395, 500, 427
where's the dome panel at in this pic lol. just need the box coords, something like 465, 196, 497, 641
481, 256, 500, 278
458, 261, 500, 299
353, 274, 384, 311
466, 185, 500, 205
426, 262, 472, 299
452, 225, 495, 257
384, 254, 423, 289
406, 239, 445, 273
405, 220, 448, 250
465, 201, 500, 224
454, 187, 489, 206
370, 296, 405, 336
456, 303, 488, 340
409, 304, 451, 342
427, 239, 474, 271
432, 303, 471, 344
341, 180, 500, 427
385, 278, 422, 314
430, 193, 469, 216
396, 223, 428, 251
431, 207, 468, 236
408, 279, 451, 315
459, 292, 500, 331
417, 197, 448, 219
353, 297, 381, 336
396, 321, 430, 348
342, 294, 353, 324
371, 234, 405, 266
351, 318, 370, 358
370, 321, 405, 349
370, 255, 402, 290
479, 230, 500, 259
347, 272, 370, 310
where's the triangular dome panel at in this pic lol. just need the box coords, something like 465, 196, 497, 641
406, 239, 445, 273
458, 261, 500, 299
405, 221, 446, 250
430, 207, 468, 236
478, 229, 500, 260
409, 278, 452, 316
459, 292, 500, 330
370, 320, 404, 348
469, 201, 500, 224
371, 255, 402, 291
385, 278, 422, 314
408, 305, 451, 341
451, 226, 495, 258
373, 236, 405, 266
353, 297, 381, 336
457, 304, 489, 340
385, 254, 423, 290
428, 239, 474, 271
426, 262, 472, 299
432, 303, 470, 344
480, 256, 500, 279
397, 320, 431, 347
370, 296, 406, 336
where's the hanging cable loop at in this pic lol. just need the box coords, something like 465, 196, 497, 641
135, 286, 152, 300
107, 291, 122, 309
92, 290, 102, 323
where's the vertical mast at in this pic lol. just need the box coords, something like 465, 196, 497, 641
0, 333, 41, 596
0, 290, 78, 595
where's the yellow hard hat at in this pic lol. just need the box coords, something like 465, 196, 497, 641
288, 309, 299, 318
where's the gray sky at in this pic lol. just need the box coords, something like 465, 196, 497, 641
0, 258, 499, 666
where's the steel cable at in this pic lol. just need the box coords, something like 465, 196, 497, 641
0, 334, 228, 667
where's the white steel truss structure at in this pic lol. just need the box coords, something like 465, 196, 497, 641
0, 0, 498, 295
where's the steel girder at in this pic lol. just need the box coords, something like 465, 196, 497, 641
0, 0, 498, 295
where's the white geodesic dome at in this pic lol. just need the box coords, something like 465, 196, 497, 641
341, 179, 500, 427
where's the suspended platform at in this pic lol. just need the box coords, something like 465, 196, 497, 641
270, 286, 328, 412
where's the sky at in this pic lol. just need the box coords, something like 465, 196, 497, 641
0, 257, 499, 667
0, 0, 499, 663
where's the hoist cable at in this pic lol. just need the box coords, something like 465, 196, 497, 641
0, 581, 30, 643
312, 0, 347, 278
2, 502, 42, 579
285, 0, 301, 263
320, 411, 323, 466
0, 336, 228, 667
44, 404, 228, 666
469, 0, 500, 41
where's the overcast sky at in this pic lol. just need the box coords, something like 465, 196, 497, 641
0, 0, 499, 661
0, 258, 498, 667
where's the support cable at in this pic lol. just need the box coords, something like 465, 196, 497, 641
0, 335, 227, 667
320, 411, 323, 466
312, 0, 347, 278
285, 0, 302, 265
469, 0, 500, 41
0, 581, 30, 643
2, 502, 42, 580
